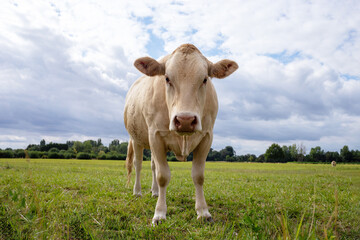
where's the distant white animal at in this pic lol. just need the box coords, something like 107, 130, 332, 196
124, 44, 238, 225
331, 161, 336, 167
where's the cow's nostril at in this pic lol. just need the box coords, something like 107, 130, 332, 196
175, 117, 181, 128
191, 117, 197, 126
174, 114, 198, 132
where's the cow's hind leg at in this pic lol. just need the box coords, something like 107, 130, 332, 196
133, 142, 144, 197
151, 156, 159, 197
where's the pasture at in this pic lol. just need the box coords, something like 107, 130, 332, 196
0, 159, 359, 239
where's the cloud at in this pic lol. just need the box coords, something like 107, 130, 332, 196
139, 0, 360, 154
0, 1, 143, 148
212, 53, 360, 153
0, 0, 359, 155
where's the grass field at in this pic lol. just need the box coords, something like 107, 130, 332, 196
0, 159, 359, 239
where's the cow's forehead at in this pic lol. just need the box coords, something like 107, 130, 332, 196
165, 51, 208, 78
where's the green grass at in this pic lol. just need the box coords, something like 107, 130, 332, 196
0, 159, 359, 239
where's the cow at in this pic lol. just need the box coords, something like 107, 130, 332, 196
124, 44, 238, 225
331, 161, 336, 167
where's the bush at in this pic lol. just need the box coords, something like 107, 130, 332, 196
48, 152, 60, 159
98, 153, 107, 160
28, 151, 41, 158
226, 155, 236, 162
64, 152, 75, 159
106, 153, 119, 160
105, 153, 126, 160
76, 152, 91, 160
0, 150, 14, 158
64, 150, 76, 159
49, 147, 59, 153
167, 155, 176, 161
14, 149, 25, 158
58, 150, 67, 159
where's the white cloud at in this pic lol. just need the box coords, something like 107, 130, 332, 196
0, 1, 141, 149
0, 0, 359, 155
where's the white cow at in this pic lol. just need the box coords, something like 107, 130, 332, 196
124, 44, 238, 225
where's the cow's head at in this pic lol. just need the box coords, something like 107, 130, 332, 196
134, 44, 238, 135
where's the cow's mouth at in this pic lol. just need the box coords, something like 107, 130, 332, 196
175, 131, 196, 136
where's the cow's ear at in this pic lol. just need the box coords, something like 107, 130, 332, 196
210, 59, 238, 79
134, 57, 165, 76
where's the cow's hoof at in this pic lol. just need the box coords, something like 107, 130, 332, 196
205, 216, 214, 223
152, 215, 166, 226
133, 192, 142, 197
152, 218, 165, 226
152, 219, 163, 226
151, 192, 159, 198
198, 216, 214, 223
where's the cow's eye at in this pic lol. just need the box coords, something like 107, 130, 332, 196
203, 78, 208, 84
165, 77, 170, 83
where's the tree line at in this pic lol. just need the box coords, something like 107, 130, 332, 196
0, 139, 359, 163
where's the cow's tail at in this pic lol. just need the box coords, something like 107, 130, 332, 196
126, 139, 134, 186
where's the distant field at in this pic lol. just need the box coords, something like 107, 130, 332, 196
0, 159, 359, 239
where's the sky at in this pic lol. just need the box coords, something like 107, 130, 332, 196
1, 0, 360, 156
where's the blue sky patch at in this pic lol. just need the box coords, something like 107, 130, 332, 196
137, 16, 166, 58
264, 50, 302, 64
146, 31, 166, 59
340, 73, 360, 81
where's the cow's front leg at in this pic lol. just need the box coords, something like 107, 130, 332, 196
152, 159, 170, 225
151, 156, 159, 197
150, 138, 170, 226
192, 135, 213, 222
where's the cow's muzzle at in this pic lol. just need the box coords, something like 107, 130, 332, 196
170, 112, 201, 134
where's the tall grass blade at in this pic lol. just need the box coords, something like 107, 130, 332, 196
295, 212, 305, 240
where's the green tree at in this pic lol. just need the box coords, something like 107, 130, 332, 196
66, 141, 75, 148
309, 146, 325, 162
289, 144, 298, 161
282, 145, 292, 162
282, 144, 300, 162
97, 138, 103, 147
26, 144, 40, 151
248, 155, 256, 162
352, 150, 360, 162
109, 139, 120, 152
265, 143, 285, 162
325, 151, 340, 163
207, 148, 221, 161
40, 139, 46, 150
73, 141, 84, 153
220, 146, 235, 160
256, 154, 265, 162
119, 142, 128, 154
296, 143, 306, 162
340, 145, 352, 162
83, 140, 93, 153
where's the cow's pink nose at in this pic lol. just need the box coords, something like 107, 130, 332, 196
174, 115, 197, 132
